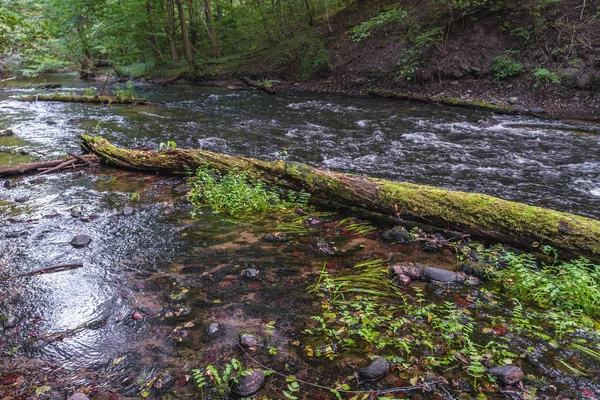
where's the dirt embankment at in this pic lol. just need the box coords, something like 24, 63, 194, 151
225, 0, 599, 120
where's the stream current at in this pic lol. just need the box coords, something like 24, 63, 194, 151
0, 73, 599, 399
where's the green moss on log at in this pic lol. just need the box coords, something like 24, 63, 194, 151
19, 94, 148, 104
80, 135, 600, 261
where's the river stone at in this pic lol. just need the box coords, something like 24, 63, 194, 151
241, 268, 259, 280
458, 261, 489, 278
0, 129, 14, 137
70, 234, 92, 248
529, 107, 545, 114
358, 357, 389, 381
71, 207, 81, 218
422, 266, 457, 283
488, 365, 524, 385
263, 232, 288, 242
422, 241, 440, 252
3, 314, 17, 329
122, 206, 134, 216
390, 263, 423, 280
3, 180, 16, 189
15, 196, 29, 203
203, 322, 225, 342
231, 370, 265, 398
382, 226, 412, 243
67, 394, 90, 400
508, 97, 518, 104
240, 333, 260, 349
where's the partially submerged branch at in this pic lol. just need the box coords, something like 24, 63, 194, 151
80, 135, 600, 261
243, 77, 277, 94
18, 94, 148, 105
0, 154, 99, 177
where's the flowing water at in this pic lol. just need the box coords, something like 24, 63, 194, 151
0, 73, 599, 399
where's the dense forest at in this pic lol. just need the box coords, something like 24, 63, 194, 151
1, 0, 598, 93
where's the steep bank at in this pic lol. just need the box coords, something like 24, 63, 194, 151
179, 0, 600, 120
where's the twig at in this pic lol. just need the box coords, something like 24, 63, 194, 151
1, 262, 84, 281
67, 152, 96, 165
237, 344, 442, 395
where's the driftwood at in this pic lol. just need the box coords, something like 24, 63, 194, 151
80, 135, 600, 261
18, 94, 148, 105
367, 89, 550, 117
1, 263, 84, 282
0, 154, 99, 177
243, 77, 276, 94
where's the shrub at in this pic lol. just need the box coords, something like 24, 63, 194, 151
491, 55, 524, 81
350, 6, 407, 42
532, 67, 561, 86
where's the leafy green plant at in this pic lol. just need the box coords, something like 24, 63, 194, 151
113, 80, 137, 99
187, 166, 310, 217
130, 192, 140, 202
159, 141, 177, 151
283, 376, 300, 399
191, 358, 246, 396
350, 5, 407, 42
84, 87, 96, 96
532, 67, 561, 86
491, 55, 524, 81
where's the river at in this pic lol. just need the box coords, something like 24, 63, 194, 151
0, 73, 599, 399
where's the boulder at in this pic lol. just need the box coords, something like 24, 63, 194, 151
70, 234, 92, 248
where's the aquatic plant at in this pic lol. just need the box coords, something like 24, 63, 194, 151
187, 166, 310, 217
192, 358, 246, 397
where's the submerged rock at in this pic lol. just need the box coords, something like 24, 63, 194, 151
263, 232, 288, 242
488, 365, 523, 386
231, 370, 265, 397
71, 207, 81, 218
422, 267, 457, 283
67, 394, 89, 400
382, 226, 412, 243
358, 357, 389, 381
239, 333, 260, 349
6, 230, 28, 238
3, 180, 16, 189
203, 322, 225, 342
70, 234, 92, 248
122, 206, 134, 216
391, 263, 423, 279
241, 268, 259, 280
15, 196, 29, 203
2, 314, 17, 329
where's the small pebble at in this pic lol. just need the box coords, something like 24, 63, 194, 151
488, 365, 524, 386
358, 357, 389, 381
67, 393, 90, 400
71, 207, 82, 218
122, 206, 134, 216
3, 180, 16, 189
240, 333, 260, 349
70, 234, 92, 248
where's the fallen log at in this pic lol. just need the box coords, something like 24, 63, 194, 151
367, 89, 549, 117
243, 77, 276, 94
0, 154, 99, 177
80, 135, 600, 261
18, 94, 148, 105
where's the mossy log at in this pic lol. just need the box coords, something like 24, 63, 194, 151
367, 89, 549, 117
18, 94, 148, 105
80, 135, 600, 261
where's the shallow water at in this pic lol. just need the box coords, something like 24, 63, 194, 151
0, 73, 599, 399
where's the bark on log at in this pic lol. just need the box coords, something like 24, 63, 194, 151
79, 135, 600, 261
0, 155, 99, 177
19, 94, 148, 105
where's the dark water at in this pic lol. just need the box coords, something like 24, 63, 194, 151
1, 73, 599, 399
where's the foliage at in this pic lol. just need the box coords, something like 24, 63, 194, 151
187, 166, 310, 217
350, 5, 407, 42
532, 67, 561, 86
492, 252, 600, 318
113, 80, 137, 100
192, 358, 246, 396
159, 141, 177, 151
491, 55, 524, 81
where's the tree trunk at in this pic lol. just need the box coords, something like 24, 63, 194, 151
79, 135, 600, 261
175, 0, 194, 68
166, 0, 179, 61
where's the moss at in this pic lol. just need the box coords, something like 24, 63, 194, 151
20, 94, 147, 104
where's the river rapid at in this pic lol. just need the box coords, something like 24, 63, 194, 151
0, 73, 599, 399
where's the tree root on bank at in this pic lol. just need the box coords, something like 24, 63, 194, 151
79, 135, 600, 261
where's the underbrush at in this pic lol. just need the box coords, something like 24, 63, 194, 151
187, 166, 310, 217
